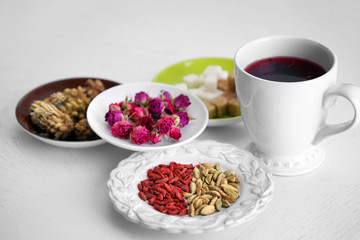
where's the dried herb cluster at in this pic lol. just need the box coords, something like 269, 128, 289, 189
30, 79, 105, 140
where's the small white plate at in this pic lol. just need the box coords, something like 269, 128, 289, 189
107, 140, 274, 233
87, 82, 208, 152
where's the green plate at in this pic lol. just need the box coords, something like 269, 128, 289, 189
153, 57, 242, 127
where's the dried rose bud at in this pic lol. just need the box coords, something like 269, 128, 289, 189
121, 101, 137, 113
160, 90, 172, 100
172, 114, 181, 127
134, 91, 149, 105
130, 126, 150, 145
137, 115, 155, 132
148, 97, 164, 115
174, 94, 191, 111
169, 127, 182, 140
174, 111, 190, 127
150, 132, 161, 144
129, 107, 146, 122
111, 121, 134, 138
156, 115, 175, 135
105, 110, 123, 126
109, 103, 121, 111
164, 99, 175, 115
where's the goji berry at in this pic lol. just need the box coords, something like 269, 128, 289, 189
173, 180, 181, 187
163, 183, 172, 193
141, 179, 154, 186
138, 192, 146, 201
180, 184, 189, 193
168, 176, 179, 184
179, 208, 188, 216
157, 187, 167, 196
176, 202, 186, 209
156, 194, 163, 200
148, 196, 156, 205
167, 209, 180, 215
155, 170, 165, 178
137, 162, 194, 216
175, 190, 183, 200
144, 192, 154, 200
155, 177, 169, 184
160, 167, 170, 174
169, 162, 175, 171
165, 203, 177, 209
148, 173, 161, 180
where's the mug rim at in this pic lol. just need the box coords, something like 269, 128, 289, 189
234, 35, 338, 84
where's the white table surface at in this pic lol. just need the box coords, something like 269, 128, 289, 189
1, 0, 360, 239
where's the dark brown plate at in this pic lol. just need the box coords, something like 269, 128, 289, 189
15, 77, 120, 148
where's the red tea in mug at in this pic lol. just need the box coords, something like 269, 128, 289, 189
245, 57, 327, 82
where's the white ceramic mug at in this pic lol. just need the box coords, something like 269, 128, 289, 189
234, 35, 360, 176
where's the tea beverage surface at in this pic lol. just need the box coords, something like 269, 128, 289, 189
245, 57, 326, 82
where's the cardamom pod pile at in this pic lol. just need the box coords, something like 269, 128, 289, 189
30, 79, 105, 140
184, 163, 241, 217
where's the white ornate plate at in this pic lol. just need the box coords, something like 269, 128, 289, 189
107, 140, 274, 233
87, 82, 208, 151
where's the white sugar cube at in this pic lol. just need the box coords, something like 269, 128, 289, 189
203, 65, 223, 76
218, 70, 229, 80
200, 89, 223, 102
183, 73, 202, 88
189, 87, 203, 99
190, 86, 223, 102
198, 73, 205, 85
174, 83, 188, 91
203, 75, 218, 92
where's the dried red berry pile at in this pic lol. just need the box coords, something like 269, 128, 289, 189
137, 162, 194, 216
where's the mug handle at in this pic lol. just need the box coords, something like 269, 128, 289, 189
314, 83, 360, 145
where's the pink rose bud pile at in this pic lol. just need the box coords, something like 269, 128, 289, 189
104, 90, 192, 145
